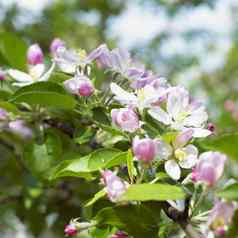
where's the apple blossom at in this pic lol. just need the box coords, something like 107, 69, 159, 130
64, 224, 77, 236
8, 120, 32, 138
101, 170, 127, 202
132, 136, 157, 162
0, 69, 6, 81
111, 107, 140, 133
148, 86, 211, 138
27, 44, 44, 65
64, 75, 94, 97
208, 200, 236, 236
192, 152, 227, 186
8, 63, 55, 87
50, 38, 65, 55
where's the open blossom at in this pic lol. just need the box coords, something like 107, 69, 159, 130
157, 130, 198, 180
191, 152, 227, 186
148, 86, 211, 138
54, 47, 90, 74
8, 120, 32, 138
64, 75, 94, 97
50, 38, 65, 55
101, 170, 127, 202
110, 82, 169, 111
27, 44, 44, 65
208, 200, 236, 236
111, 107, 140, 133
132, 136, 157, 163
8, 63, 55, 87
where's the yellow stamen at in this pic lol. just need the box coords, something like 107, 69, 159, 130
175, 148, 187, 161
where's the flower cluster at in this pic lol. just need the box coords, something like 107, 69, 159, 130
2, 39, 236, 237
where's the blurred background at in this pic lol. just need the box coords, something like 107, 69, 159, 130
0, 0, 238, 237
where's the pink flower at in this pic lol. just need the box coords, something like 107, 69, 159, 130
101, 170, 127, 202
64, 75, 94, 97
111, 107, 140, 133
208, 200, 235, 236
27, 44, 44, 65
132, 136, 157, 163
0, 70, 6, 81
64, 224, 77, 236
8, 120, 32, 138
50, 38, 65, 55
192, 152, 227, 187
173, 129, 193, 148
109, 231, 128, 238
207, 123, 216, 133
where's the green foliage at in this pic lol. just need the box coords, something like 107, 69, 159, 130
120, 183, 185, 201
199, 133, 238, 162
217, 183, 238, 201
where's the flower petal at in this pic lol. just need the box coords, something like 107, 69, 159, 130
148, 107, 171, 125
8, 69, 32, 82
165, 160, 181, 180
29, 64, 45, 78
39, 63, 55, 82
156, 140, 172, 160
110, 83, 137, 106
190, 128, 211, 138
184, 106, 208, 127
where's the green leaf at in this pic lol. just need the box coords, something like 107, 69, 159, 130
49, 148, 122, 180
94, 204, 161, 238
23, 130, 62, 178
0, 90, 12, 100
0, 101, 19, 114
0, 32, 27, 70
217, 183, 238, 201
227, 210, 238, 238
104, 152, 127, 168
12, 81, 67, 98
10, 91, 76, 109
120, 183, 185, 201
198, 133, 238, 161
85, 189, 107, 207
127, 149, 136, 183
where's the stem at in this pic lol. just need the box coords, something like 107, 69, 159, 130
180, 223, 203, 238
136, 166, 145, 184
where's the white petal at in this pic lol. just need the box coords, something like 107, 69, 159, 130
12, 81, 33, 87
39, 63, 55, 82
167, 200, 185, 212
156, 140, 172, 160
165, 160, 181, 180
179, 155, 197, 169
167, 87, 189, 120
28, 64, 45, 78
148, 107, 171, 125
110, 83, 137, 106
190, 128, 211, 138
184, 106, 208, 127
8, 69, 32, 82
184, 144, 198, 157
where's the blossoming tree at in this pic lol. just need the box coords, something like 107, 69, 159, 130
0, 32, 238, 238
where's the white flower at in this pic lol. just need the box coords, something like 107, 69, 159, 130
110, 82, 169, 111
8, 63, 55, 87
148, 86, 211, 138
157, 139, 198, 180
54, 47, 90, 74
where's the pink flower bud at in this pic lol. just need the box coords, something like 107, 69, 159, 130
0, 70, 6, 81
215, 227, 225, 237
207, 123, 216, 133
101, 170, 127, 202
78, 80, 94, 97
132, 136, 157, 163
111, 107, 140, 133
64, 76, 94, 97
64, 224, 77, 236
8, 120, 32, 139
174, 129, 193, 148
27, 44, 44, 65
50, 38, 65, 55
109, 231, 128, 238
192, 152, 226, 187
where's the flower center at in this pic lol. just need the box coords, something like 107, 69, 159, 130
175, 148, 187, 161
210, 217, 225, 230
